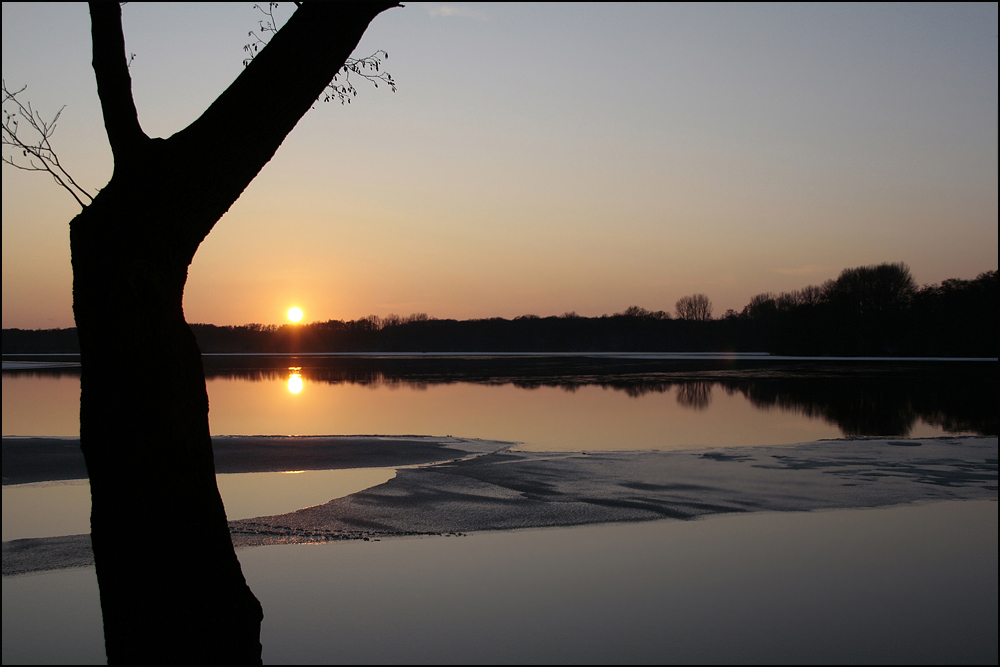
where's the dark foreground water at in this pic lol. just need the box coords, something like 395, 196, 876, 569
4, 501, 997, 664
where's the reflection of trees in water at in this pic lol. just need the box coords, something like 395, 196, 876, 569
732, 381, 919, 436
908, 380, 998, 435
620, 382, 670, 398
202, 364, 993, 437
675, 382, 712, 410
10, 361, 992, 437
736, 376, 995, 437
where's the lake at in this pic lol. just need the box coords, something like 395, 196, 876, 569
2, 354, 997, 664
4, 354, 996, 448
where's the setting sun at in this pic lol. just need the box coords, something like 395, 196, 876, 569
286, 307, 303, 323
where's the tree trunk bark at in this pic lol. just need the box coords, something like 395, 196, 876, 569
71, 181, 264, 664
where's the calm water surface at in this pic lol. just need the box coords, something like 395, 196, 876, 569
4, 501, 996, 664
3, 356, 994, 450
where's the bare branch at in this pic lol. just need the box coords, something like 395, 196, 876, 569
321, 50, 396, 105
242, 2, 397, 106
242, 2, 281, 67
2, 81, 94, 208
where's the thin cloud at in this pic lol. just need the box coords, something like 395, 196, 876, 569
653, 279, 720, 287
771, 265, 835, 277
419, 3, 491, 20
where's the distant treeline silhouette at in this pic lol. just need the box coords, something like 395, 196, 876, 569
3, 264, 996, 356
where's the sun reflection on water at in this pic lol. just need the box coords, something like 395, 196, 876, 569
287, 367, 304, 394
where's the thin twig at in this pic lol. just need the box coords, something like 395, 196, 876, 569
242, 3, 396, 105
2, 81, 93, 208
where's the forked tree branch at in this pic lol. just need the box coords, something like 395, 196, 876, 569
168, 2, 398, 228
4, 3, 398, 213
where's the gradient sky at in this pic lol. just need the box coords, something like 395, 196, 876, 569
3, 2, 997, 328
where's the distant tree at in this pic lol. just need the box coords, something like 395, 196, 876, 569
823, 262, 916, 317
620, 305, 651, 318
741, 293, 778, 319
619, 305, 671, 320
360, 314, 383, 330
776, 291, 799, 311
796, 284, 825, 307
911, 269, 998, 356
3, 3, 398, 663
675, 293, 713, 320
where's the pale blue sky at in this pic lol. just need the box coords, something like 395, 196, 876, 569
3, 2, 997, 327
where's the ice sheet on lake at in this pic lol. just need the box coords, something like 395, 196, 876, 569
231, 436, 997, 544
4, 436, 996, 575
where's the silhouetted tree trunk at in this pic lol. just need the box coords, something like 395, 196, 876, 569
72, 3, 396, 663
